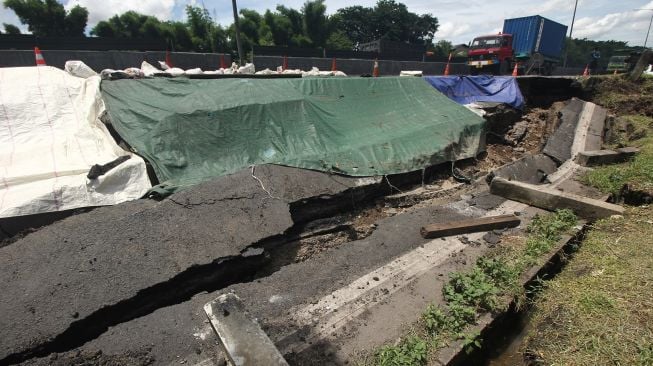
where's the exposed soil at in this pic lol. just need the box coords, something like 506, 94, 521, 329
477, 106, 555, 173
591, 76, 653, 117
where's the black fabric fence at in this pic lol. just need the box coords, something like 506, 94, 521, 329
253, 56, 468, 76
0, 34, 167, 51
0, 50, 232, 71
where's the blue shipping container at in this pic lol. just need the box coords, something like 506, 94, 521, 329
503, 15, 568, 61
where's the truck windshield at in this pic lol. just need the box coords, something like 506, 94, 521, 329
471, 37, 502, 49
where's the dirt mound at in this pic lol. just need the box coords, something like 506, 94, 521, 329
591, 76, 653, 117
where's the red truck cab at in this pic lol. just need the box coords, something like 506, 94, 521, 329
467, 33, 513, 75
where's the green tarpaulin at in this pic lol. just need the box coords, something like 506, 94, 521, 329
101, 77, 486, 195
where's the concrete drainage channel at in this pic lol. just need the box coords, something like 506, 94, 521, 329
0, 77, 619, 366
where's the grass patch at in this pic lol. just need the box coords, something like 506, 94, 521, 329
367, 210, 577, 365
524, 207, 653, 365
583, 115, 653, 196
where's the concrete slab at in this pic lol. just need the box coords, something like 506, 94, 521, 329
490, 177, 624, 219
542, 98, 584, 164
490, 154, 558, 184
576, 147, 639, 166
204, 294, 288, 366
0, 165, 379, 364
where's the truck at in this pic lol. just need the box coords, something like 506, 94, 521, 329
468, 15, 568, 75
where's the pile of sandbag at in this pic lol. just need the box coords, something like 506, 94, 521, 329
100, 61, 257, 80
255, 66, 347, 77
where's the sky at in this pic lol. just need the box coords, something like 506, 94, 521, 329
2, 0, 653, 47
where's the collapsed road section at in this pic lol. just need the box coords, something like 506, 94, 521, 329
0, 62, 612, 366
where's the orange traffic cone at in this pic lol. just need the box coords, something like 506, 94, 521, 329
34, 47, 46, 66
282, 55, 288, 71
331, 57, 337, 72
373, 59, 379, 77
512, 62, 519, 77
165, 50, 173, 68
582, 64, 590, 76
219, 54, 227, 69
443, 52, 452, 76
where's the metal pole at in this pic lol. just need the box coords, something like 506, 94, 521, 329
645, 12, 653, 48
569, 0, 578, 39
563, 0, 579, 68
231, 0, 244, 66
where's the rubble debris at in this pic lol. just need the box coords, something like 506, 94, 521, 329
482, 231, 502, 246
420, 214, 520, 239
490, 177, 624, 219
204, 294, 289, 366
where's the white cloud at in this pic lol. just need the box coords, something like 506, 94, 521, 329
436, 22, 471, 40
63, 0, 178, 26
570, 2, 653, 45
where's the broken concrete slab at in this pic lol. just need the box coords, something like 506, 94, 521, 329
576, 147, 639, 166
0, 164, 380, 364
420, 215, 520, 239
489, 154, 558, 184
490, 177, 624, 219
204, 294, 289, 366
542, 98, 584, 164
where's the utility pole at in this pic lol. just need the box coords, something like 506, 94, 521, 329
636, 9, 653, 48
231, 0, 244, 66
563, 0, 579, 68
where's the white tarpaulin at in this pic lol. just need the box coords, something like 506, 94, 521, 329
0, 66, 151, 218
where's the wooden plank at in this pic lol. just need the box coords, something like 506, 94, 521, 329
490, 177, 624, 219
420, 214, 521, 239
204, 294, 289, 366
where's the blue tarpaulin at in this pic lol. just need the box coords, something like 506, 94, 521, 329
423, 75, 525, 110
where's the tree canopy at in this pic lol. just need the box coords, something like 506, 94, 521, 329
3, 23, 21, 34
4, 0, 87, 37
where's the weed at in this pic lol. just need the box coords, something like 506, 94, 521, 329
638, 342, 653, 366
443, 266, 500, 311
460, 330, 482, 354
523, 209, 577, 264
376, 336, 428, 366
422, 304, 448, 334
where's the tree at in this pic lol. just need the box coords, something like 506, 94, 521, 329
433, 39, 453, 58
3, 23, 21, 34
4, 0, 87, 36
185, 6, 227, 52
332, 6, 374, 45
91, 7, 226, 53
564, 38, 632, 68
326, 30, 353, 50
302, 0, 328, 47
335, 1, 438, 46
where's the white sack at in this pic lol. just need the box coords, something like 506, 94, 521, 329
64, 61, 97, 78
